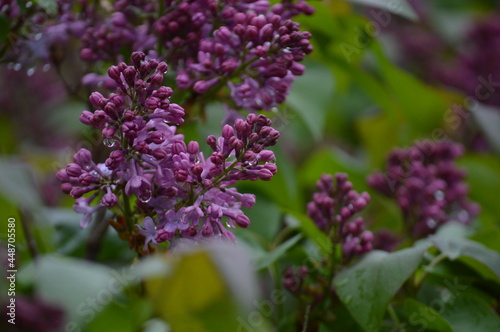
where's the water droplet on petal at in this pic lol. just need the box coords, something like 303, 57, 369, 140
103, 138, 117, 147
34, 33, 42, 41
26, 67, 35, 76
139, 190, 152, 203
13, 63, 21, 71
42, 63, 51, 72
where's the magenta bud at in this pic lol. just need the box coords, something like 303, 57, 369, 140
66, 163, 82, 177
107, 65, 121, 80
210, 152, 225, 165
153, 148, 167, 160
193, 80, 209, 94
258, 150, 275, 162
206, 135, 218, 151
101, 192, 118, 207
175, 169, 189, 182
222, 125, 234, 139
89, 92, 105, 108
56, 169, 69, 182
74, 149, 93, 166
258, 168, 273, 181
61, 183, 72, 194
187, 141, 199, 154
235, 214, 250, 228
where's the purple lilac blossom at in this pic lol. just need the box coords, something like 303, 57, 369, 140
367, 141, 479, 238
307, 173, 373, 260
58, 52, 280, 248
156, 0, 314, 111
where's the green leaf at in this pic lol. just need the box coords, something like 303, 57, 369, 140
431, 236, 500, 281
440, 293, 500, 332
144, 243, 268, 332
298, 147, 369, 191
254, 234, 303, 270
457, 154, 500, 221
35, 255, 119, 327
0, 14, 9, 45
372, 45, 448, 135
471, 103, 500, 154
403, 298, 454, 332
34, 0, 58, 15
0, 158, 42, 210
286, 60, 335, 141
342, 0, 418, 21
284, 211, 332, 255
86, 298, 152, 332
333, 244, 430, 332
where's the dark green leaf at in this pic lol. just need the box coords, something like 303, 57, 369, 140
431, 236, 500, 281
440, 293, 500, 332
333, 244, 430, 331
403, 298, 454, 332
343, 0, 418, 21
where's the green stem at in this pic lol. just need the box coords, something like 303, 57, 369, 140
122, 190, 134, 232
414, 252, 447, 288
387, 304, 400, 328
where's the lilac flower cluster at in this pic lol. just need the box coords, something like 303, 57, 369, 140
167, 0, 314, 111
57, 52, 279, 250
3, 0, 313, 115
442, 15, 500, 109
307, 173, 373, 260
367, 141, 479, 238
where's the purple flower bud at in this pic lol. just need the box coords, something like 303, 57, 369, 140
89, 92, 106, 108
101, 191, 118, 207
187, 141, 200, 154
66, 163, 82, 177
258, 150, 275, 162
153, 148, 167, 160
222, 125, 234, 139
207, 135, 218, 151
56, 170, 69, 182
235, 214, 250, 228
107, 66, 121, 80
172, 141, 186, 154
74, 149, 93, 166
210, 152, 225, 165
258, 168, 273, 181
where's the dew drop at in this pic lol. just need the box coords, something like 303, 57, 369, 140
103, 138, 117, 147
139, 190, 152, 203
225, 221, 235, 229
26, 1, 33, 8
34, 33, 42, 41
26, 67, 36, 76
42, 63, 51, 72
13, 63, 21, 71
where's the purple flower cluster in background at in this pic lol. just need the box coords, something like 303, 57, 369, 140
440, 14, 500, 109
167, 0, 313, 111
1, 0, 313, 113
57, 52, 280, 250
367, 141, 479, 238
307, 173, 373, 260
